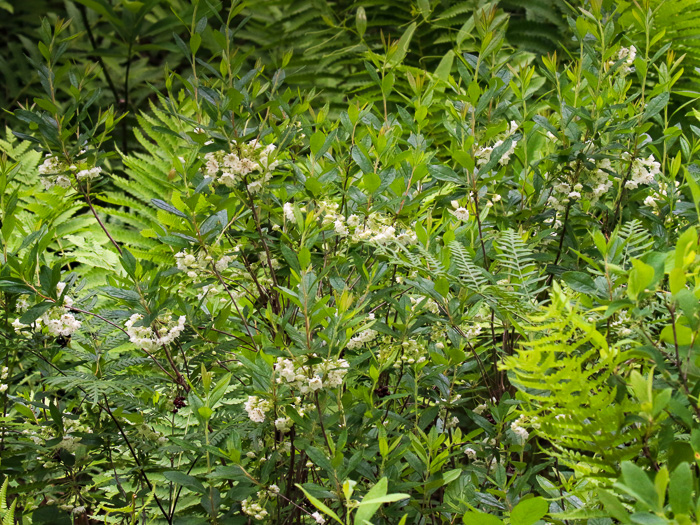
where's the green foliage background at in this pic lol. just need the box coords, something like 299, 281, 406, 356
2, 0, 700, 524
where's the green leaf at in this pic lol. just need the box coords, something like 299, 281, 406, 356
510, 496, 548, 525
152, 199, 188, 218
357, 494, 410, 505
20, 301, 53, 325
669, 462, 692, 516
435, 277, 449, 297
163, 471, 206, 494
296, 484, 343, 525
562, 271, 597, 295
363, 172, 381, 195
356, 6, 367, 38
2, 499, 16, 525
616, 461, 660, 512
387, 22, 416, 67
428, 164, 464, 184
352, 145, 373, 174
643, 92, 669, 121
462, 511, 503, 524
434, 50, 454, 81
627, 259, 655, 300
660, 323, 693, 346
310, 131, 326, 157
598, 489, 632, 523
354, 477, 387, 525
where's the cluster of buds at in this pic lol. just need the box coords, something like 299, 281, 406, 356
475, 121, 519, 169
274, 356, 349, 394
174, 249, 234, 278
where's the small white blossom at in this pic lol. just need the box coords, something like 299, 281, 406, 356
451, 207, 470, 222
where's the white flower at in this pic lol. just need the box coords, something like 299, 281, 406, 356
473, 403, 488, 415
308, 377, 323, 392
464, 447, 477, 460
244, 396, 272, 423
609, 45, 637, 74
334, 218, 349, 236
312, 512, 326, 524
644, 195, 657, 207
125, 314, 185, 351
347, 329, 377, 350
215, 255, 232, 272
275, 417, 293, 433
283, 202, 296, 222
511, 415, 529, 442
451, 207, 470, 222
12, 318, 29, 333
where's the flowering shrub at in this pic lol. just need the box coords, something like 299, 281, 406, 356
1, 2, 700, 525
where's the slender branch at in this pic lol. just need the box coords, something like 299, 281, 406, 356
84, 190, 122, 255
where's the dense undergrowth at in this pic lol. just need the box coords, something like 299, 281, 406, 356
2, 1, 700, 524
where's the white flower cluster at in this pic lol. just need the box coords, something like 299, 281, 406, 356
397, 339, 427, 367
317, 206, 417, 246
608, 45, 636, 75
312, 511, 326, 524
473, 403, 488, 415
0, 367, 9, 393
274, 416, 293, 433
347, 328, 378, 350
410, 296, 440, 315
464, 325, 482, 339
203, 139, 278, 193
624, 154, 661, 190
449, 200, 469, 222
12, 282, 81, 337
245, 395, 273, 423
274, 357, 349, 394
124, 314, 186, 352
644, 180, 678, 209
317, 201, 350, 236
175, 249, 233, 278
241, 498, 268, 520
463, 447, 477, 460
475, 121, 519, 169
547, 158, 615, 213
59, 434, 82, 453
283, 202, 297, 223
510, 414, 529, 443
39, 153, 102, 190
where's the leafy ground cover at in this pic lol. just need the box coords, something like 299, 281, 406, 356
2, 1, 700, 524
